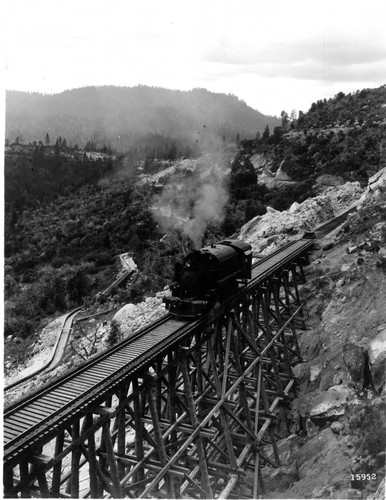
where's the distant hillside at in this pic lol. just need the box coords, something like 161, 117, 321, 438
235, 85, 386, 186
5, 86, 280, 153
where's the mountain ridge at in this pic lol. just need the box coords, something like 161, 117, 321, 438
5, 85, 280, 153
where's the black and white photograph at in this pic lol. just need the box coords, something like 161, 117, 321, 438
2, 0, 386, 498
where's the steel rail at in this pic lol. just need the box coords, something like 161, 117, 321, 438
314, 205, 357, 237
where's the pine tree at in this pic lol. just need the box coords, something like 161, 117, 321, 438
281, 110, 289, 128
107, 320, 121, 347
262, 125, 270, 142
168, 141, 177, 161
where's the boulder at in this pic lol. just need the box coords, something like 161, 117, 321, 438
310, 385, 353, 420
289, 202, 301, 213
368, 328, 386, 392
358, 166, 386, 206
330, 421, 344, 434
376, 247, 386, 268
347, 245, 359, 254
336, 277, 345, 288
293, 363, 308, 380
310, 364, 323, 382
112, 303, 138, 334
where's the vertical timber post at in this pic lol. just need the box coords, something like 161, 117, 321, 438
147, 380, 176, 499
51, 430, 65, 497
117, 385, 127, 479
180, 352, 213, 499
70, 420, 81, 498
85, 413, 100, 498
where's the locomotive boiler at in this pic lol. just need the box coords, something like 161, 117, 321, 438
164, 239, 252, 317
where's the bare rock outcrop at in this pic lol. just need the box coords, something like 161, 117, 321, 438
112, 292, 168, 337
358, 166, 386, 206
238, 181, 362, 256
369, 327, 386, 393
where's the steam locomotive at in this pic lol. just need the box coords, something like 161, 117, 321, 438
164, 239, 252, 317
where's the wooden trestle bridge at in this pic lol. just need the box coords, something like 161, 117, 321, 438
3, 211, 352, 498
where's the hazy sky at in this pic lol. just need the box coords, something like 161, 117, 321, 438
3, 0, 386, 116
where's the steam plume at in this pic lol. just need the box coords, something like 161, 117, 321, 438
152, 165, 228, 248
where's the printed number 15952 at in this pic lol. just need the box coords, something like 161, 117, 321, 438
351, 474, 377, 481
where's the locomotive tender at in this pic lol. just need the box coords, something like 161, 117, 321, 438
164, 239, 252, 317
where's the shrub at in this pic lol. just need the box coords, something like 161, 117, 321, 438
349, 398, 386, 472
106, 320, 121, 347
4, 315, 35, 339
94, 251, 114, 267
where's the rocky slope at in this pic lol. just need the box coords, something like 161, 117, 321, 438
238, 181, 362, 256
259, 169, 386, 499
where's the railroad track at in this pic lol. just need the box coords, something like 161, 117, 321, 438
3, 208, 355, 468
4, 308, 82, 393
314, 205, 357, 238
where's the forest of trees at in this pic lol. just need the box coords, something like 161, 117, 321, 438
5, 137, 115, 216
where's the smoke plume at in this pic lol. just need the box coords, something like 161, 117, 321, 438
152, 164, 229, 248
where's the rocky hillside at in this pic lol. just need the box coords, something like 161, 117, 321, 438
236, 85, 386, 189
245, 168, 386, 499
